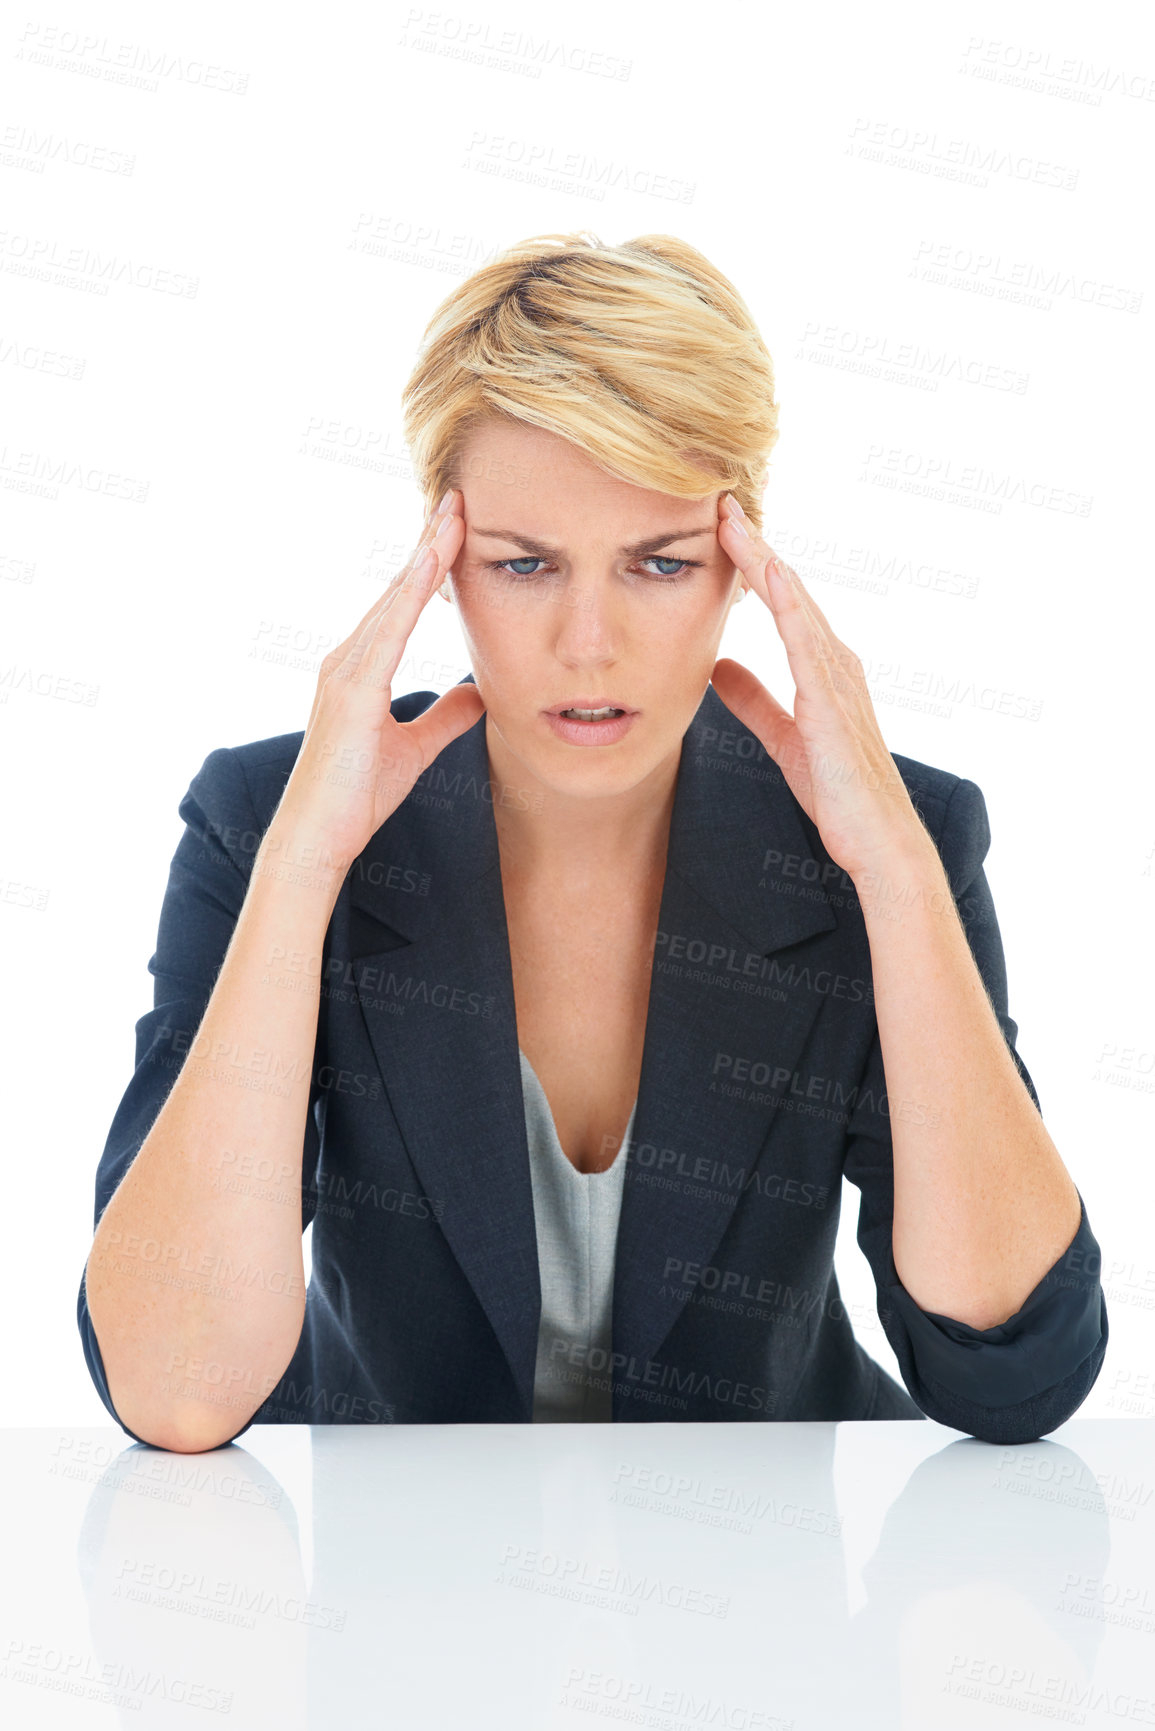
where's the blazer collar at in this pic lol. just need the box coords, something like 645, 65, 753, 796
344, 675, 839, 1419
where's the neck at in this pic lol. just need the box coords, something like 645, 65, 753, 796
485, 714, 680, 888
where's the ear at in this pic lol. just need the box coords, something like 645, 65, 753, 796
724, 571, 747, 610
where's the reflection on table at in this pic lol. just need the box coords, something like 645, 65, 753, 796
2, 1417, 1147, 1729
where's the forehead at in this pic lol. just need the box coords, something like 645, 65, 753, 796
456, 420, 720, 527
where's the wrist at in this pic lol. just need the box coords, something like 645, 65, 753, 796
253, 822, 350, 901
848, 828, 950, 921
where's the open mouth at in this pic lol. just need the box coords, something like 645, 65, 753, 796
543, 703, 638, 744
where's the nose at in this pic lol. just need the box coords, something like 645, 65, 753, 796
548, 569, 624, 665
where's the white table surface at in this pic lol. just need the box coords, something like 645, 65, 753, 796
2, 1417, 1151, 1729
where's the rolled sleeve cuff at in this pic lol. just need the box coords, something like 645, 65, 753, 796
882, 1192, 1106, 1409
77, 1272, 153, 1446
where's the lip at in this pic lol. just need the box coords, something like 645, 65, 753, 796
543, 699, 638, 715
543, 707, 638, 747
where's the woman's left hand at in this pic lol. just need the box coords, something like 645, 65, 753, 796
711, 494, 932, 884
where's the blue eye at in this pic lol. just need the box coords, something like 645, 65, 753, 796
485, 555, 702, 584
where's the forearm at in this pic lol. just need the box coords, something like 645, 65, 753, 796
853, 834, 1082, 1331
85, 822, 344, 1452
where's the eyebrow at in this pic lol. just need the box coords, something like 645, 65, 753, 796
469, 525, 717, 558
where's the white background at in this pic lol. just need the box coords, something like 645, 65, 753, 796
2, 0, 1152, 1431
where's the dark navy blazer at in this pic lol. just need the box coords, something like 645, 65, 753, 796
79, 677, 1107, 1446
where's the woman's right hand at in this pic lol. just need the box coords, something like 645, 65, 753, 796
270, 488, 484, 872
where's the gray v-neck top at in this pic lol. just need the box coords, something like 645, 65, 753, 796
518, 1048, 636, 1423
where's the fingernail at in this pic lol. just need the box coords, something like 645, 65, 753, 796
436, 487, 455, 516
434, 509, 456, 538
726, 513, 749, 538
726, 494, 747, 521
414, 544, 437, 575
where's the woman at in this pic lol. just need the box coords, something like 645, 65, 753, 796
80, 232, 1107, 1452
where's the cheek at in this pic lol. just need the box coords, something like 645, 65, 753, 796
677, 571, 737, 631
451, 576, 516, 649
460, 582, 585, 651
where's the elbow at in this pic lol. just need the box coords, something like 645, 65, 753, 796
112, 1392, 253, 1453
98, 1354, 257, 1453
135, 1416, 246, 1454
81, 1273, 271, 1454
910, 1341, 1108, 1446
948, 1410, 1057, 1448
909, 1388, 1056, 1446
883, 1271, 1109, 1445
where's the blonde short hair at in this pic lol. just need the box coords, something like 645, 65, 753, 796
401, 231, 779, 532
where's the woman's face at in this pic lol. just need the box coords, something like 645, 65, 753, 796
444, 419, 747, 800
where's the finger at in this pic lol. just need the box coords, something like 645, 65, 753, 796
712, 655, 798, 768
722, 504, 863, 707
386, 494, 457, 595
342, 498, 458, 672
764, 546, 843, 650
400, 681, 488, 773
757, 546, 864, 694
716, 495, 773, 607
717, 504, 833, 698
327, 494, 455, 668
717, 497, 834, 641
759, 547, 863, 699
304, 508, 453, 735
341, 508, 463, 697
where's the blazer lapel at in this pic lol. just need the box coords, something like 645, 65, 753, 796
345, 676, 839, 1421
344, 699, 540, 1420
610, 689, 840, 1394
